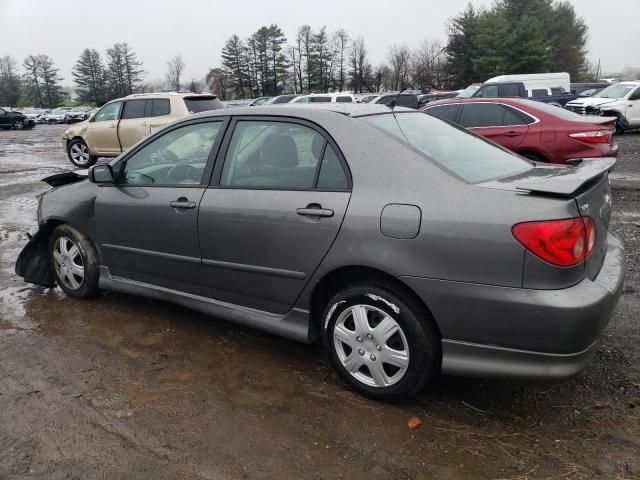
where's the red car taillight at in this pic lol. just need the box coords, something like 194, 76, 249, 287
512, 217, 596, 267
568, 130, 613, 144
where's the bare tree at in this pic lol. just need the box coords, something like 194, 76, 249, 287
411, 39, 445, 91
348, 36, 371, 93
166, 55, 185, 91
206, 68, 229, 99
334, 29, 350, 92
388, 44, 412, 90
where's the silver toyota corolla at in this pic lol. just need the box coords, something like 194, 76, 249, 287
16, 104, 624, 401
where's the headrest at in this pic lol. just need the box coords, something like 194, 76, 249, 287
261, 135, 299, 168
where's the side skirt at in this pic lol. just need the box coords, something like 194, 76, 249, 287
98, 266, 312, 343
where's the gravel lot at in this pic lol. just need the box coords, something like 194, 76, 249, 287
0, 125, 639, 479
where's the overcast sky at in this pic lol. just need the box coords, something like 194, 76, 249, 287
1, 0, 638, 85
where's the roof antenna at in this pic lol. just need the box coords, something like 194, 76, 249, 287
388, 86, 408, 110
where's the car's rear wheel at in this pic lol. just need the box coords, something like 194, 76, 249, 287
67, 139, 97, 167
321, 284, 440, 402
50, 224, 100, 299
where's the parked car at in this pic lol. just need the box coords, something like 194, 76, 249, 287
0, 108, 36, 130
356, 94, 379, 103
249, 96, 272, 106
370, 93, 420, 109
264, 94, 300, 105
564, 81, 640, 133
570, 83, 611, 96
292, 93, 358, 104
418, 91, 458, 107
62, 92, 225, 167
66, 106, 93, 123
422, 98, 618, 163
472, 73, 577, 106
44, 108, 69, 124
16, 103, 624, 402
23, 108, 47, 124
456, 84, 482, 98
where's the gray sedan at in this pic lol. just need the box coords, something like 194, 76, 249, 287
15, 104, 624, 401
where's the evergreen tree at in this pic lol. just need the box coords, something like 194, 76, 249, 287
0, 56, 21, 107
221, 34, 249, 98
444, 3, 480, 88
106, 43, 145, 99
23, 54, 63, 108
72, 48, 107, 106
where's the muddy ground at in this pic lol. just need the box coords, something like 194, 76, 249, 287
0, 125, 639, 480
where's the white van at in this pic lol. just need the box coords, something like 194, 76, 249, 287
292, 93, 357, 104
473, 73, 571, 100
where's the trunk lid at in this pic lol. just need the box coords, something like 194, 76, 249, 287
482, 158, 615, 279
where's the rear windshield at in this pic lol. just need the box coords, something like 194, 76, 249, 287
524, 101, 591, 120
362, 112, 531, 183
183, 96, 223, 113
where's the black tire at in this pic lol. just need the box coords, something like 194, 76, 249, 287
67, 138, 97, 168
50, 224, 100, 299
12, 119, 25, 130
321, 283, 440, 402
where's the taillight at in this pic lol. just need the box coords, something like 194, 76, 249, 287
568, 130, 613, 144
512, 217, 596, 267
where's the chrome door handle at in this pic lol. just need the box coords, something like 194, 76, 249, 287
170, 199, 196, 209
297, 207, 334, 217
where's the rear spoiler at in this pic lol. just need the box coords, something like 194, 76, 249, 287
516, 158, 616, 196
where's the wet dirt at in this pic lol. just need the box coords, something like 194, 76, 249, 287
0, 125, 639, 479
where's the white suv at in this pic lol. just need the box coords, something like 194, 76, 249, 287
565, 81, 640, 133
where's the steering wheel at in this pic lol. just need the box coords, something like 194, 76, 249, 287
150, 148, 179, 164
166, 164, 202, 184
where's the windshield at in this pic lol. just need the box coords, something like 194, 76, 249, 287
456, 85, 480, 98
362, 112, 531, 183
593, 84, 636, 99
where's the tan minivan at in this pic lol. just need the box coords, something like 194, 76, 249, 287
62, 92, 224, 167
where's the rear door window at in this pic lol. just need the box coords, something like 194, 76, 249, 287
502, 84, 521, 97
122, 100, 148, 119
151, 99, 171, 116
336, 96, 352, 103
425, 104, 459, 122
317, 144, 349, 190
220, 121, 325, 189
459, 103, 506, 127
503, 107, 528, 126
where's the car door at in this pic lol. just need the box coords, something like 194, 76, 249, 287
0, 109, 8, 127
118, 99, 152, 151
147, 98, 173, 134
84, 101, 124, 156
458, 103, 528, 149
198, 118, 352, 314
627, 87, 640, 127
94, 119, 226, 296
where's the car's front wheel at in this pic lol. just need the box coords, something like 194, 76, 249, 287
321, 284, 440, 402
50, 224, 100, 299
12, 119, 25, 130
67, 139, 97, 167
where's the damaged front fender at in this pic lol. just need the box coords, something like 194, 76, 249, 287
14, 227, 56, 288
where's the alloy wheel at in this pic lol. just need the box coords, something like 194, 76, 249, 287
69, 143, 90, 165
333, 304, 410, 388
53, 236, 85, 290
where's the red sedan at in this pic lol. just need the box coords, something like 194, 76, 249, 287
421, 98, 618, 164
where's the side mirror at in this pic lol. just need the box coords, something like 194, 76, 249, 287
89, 164, 114, 184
